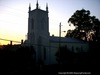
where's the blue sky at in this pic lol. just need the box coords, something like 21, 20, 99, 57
0, 0, 100, 44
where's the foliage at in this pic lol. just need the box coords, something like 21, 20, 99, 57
67, 9, 100, 42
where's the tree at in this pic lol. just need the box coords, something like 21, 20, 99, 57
67, 9, 100, 42
65, 29, 73, 37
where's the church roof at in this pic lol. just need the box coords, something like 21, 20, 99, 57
49, 36, 87, 44
29, 1, 48, 13
31, 8, 47, 13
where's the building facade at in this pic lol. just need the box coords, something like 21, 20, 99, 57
25, 2, 89, 65
27, 2, 50, 65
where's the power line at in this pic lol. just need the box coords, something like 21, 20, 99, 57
0, 11, 27, 19
0, 5, 28, 26
0, 19, 27, 25
0, 10, 27, 18
0, 38, 21, 43
0, 5, 28, 20
0, 38, 58, 48
0, 4, 27, 13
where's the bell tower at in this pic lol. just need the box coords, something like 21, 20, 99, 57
27, 2, 49, 64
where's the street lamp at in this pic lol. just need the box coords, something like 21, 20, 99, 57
63, 31, 66, 33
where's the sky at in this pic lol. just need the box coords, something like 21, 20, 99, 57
0, 0, 100, 45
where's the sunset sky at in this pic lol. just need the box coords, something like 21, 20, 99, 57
0, 0, 100, 45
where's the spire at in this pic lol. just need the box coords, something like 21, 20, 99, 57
36, 0, 39, 9
46, 3, 48, 12
29, 3, 31, 12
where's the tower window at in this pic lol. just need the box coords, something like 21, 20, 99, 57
44, 47, 46, 60
32, 33, 35, 42
41, 18, 45, 29
72, 46, 74, 52
31, 18, 34, 29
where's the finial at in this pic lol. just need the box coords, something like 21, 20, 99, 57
46, 3, 48, 12
36, 0, 39, 9
29, 3, 31, 11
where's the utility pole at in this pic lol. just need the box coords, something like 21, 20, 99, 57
59, 22, 61, 48
59, 22, 62, 64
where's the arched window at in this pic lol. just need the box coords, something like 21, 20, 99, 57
72, 46, 74, 52
38, 36, 42, 59
41, 18, 45, 29
31, 18, 34, 29
38, 36, 42, 45
44, 47, 46, 60
32, 33, 35, 42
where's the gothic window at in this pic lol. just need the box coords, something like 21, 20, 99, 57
31, 18, 34, 29
44, 47, 46, 60
38, 36, 42, 59
32, 33, 35, 42
72, 46, 74, 52
38, 36, 42, 45
41, 18, 45, 29
30, 33, 32, 39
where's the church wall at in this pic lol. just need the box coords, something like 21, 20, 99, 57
49, 41, 89, 64
49, 42, 59, 64
61, 43, 89, 53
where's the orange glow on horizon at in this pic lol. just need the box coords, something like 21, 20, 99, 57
0, 40, 22, 45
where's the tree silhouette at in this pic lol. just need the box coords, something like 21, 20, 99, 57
67, 9, 100, 42
65, 29, 73, 37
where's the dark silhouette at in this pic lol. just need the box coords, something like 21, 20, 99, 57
0, 45, 36, 74
55, 45, 96, 73
66, 9, 100, 42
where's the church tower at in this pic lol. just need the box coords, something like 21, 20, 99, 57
27, 1, 49, 64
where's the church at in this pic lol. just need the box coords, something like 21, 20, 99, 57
24, 1, 89, 65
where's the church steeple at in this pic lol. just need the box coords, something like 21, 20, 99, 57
36, 0, 39, 9
46, 3, 48, 12
29, 3, 31, 12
